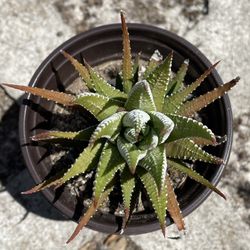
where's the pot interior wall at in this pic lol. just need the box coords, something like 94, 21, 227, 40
20, 24, 232, 234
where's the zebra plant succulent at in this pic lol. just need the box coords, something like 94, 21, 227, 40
3, 12, 239, 243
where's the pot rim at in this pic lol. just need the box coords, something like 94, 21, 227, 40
19, 23, 233, 234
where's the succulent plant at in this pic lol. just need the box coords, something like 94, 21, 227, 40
2, 12, 239, 243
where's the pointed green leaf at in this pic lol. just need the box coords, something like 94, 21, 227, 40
178, 77, 239, 117
137, 166, 167, 236
61, 50, 91, 88
121, 166, 136, 223
85, 62, 127, 100
168, 159, 226, 199
167, 114, 216, 145
117, 136, 147, 174
75, 93, 123, 121
67, 178, 115, 244
146, 52, 173, 111
132, 52, 141, 84
143, 50, 163, 79
2, 83, 76, 105
149, 111, 174, 144
167, 59, 189, 95
163, 62, 219, 114
94, 142, 125, 201
165, 138, 222, 164
121, 11, 133, 93
125, 80, 156, 111
22, 142, 103, 194
89, 111, 127, 145
32, 126, 96, 142
60, 142, 104, 184
165, 175, 185, 231
139, 144, 167, 193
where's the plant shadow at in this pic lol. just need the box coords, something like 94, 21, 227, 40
0, 94, 67, 221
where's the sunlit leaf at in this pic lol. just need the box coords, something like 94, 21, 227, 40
89, 111, 127, 145
117, 136, 147, 174
75, 93, 123, 121
165, 138, 223, 164
138, 167, 167, 237
2, 83, 75, 105
178, 77, 240, 117
165, 175, 185, 231
167, 59, 189, 95
163, 62, 219, 114
168, 159, 226, 199
93, 142, 125, 202
146, 52, 173, 111
121, 11, 133, 93
32, 126, 96, 142
167, 114, 216, 145
125, 80, 156, 111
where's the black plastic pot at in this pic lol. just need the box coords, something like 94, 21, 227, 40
19, 24, 233, 234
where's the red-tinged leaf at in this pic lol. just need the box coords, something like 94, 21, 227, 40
138, 166, 167, 237
165, 175, 185, 231
167, 59, 189, 95
32, 126, 96, 142
21, 170, 65, 194
178, 77, 240, 117
121, 166, 136, 227
121, 11, 133, 93
61, 50, 91, 87
2, 83, 76, 105
66, 179, 115, 244
163, 61, 220, 114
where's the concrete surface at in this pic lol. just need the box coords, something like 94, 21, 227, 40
0, 0, 250, 249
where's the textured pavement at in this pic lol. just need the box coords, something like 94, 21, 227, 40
0, 0, 250, 249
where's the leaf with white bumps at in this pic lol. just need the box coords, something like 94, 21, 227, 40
75, 93, 123, 121
139, 144, 167, 193
178, 77, 239, 117
125, 80, 156, 111
32, 126, 96, 142
143, 50, 163, 79
138, 166, 167, 236
165, 175, 185, 231
61, 50, 91, 88
85, 62, 127, 100
165, 138, 223, 164
149, 111, 174, 144
163, 62, 219, 114
167, 59, 189, 95
146, 52, 173, 111
168, 159, 226, 199
94, 142, 125, 202
122, 109, 150, 134
121, 166, 136, 225
117, 136, 147, 174
22, 142, 103, 194
89, 111, 127, 145
167, 114, 216, 145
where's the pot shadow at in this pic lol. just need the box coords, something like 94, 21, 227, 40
0, 94, 67, 222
